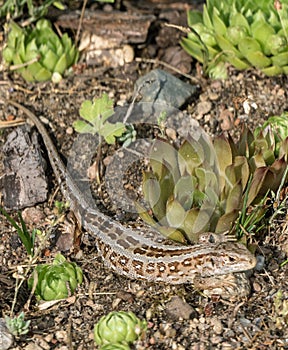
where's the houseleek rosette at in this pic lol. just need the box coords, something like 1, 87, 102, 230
28, 253, 83, 301
3, 19, 78, 82
181, 0, 288, 78
137, 125, 288, 243
94, 311, 147, 346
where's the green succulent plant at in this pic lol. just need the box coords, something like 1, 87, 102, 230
138, 126, 288, 243
5, 312, 30, 336
94, 311, 147, 347
181, 0, 288, 78
28, 253, 83, 301
3, 19, 79, 82
254, 113, 288, 156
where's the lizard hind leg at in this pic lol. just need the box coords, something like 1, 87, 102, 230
194, 272, 252, 299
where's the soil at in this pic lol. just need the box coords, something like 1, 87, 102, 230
0, 1, 288, 350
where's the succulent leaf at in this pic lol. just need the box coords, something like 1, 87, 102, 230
178, 137, 204, 175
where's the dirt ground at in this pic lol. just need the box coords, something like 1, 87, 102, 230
0, 1, 288, 349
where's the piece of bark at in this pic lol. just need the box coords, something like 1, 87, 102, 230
57, 11, 155, 46
0, 126, 48, 210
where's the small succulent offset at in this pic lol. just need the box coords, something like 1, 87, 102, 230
181, 0, 288, 78
138, 125, 288, 243
94, 311, 147, 347
254, 113, 288, 157
5, 312, 30, 336
28, 253, 83, 301
3, 19, 78, 82
118, 124, 137, 148
73, 94, 126, 145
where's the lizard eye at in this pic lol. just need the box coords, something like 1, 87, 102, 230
207, 233, 216, 244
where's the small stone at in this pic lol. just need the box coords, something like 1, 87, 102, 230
66, 127, 73, 135
196, 101, 212, 119
210, 336, 223, 344
165, 128, 177, 140
22, 207, 45, 224
135, 69, 198, 109
199, 316, 206, 324
37, 338, 50, 350
208, 92, 219, 101
211, 318, 223, 334
252, 281, 262, 292
221, 342, 235, 350
55, 330, 68, 342
165, 296, 196, 320
24, 343, 42, 350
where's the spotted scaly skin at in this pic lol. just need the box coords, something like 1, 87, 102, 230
7, 100, 256, 295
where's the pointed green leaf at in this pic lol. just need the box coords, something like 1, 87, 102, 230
229, 12, 250, 31
174, 175, 195, 210
238, 37, 262, 56
215, 210, 239, 233
33, 67, 53, 82
142, 171, 161, 212
181, 38, 205, 63
203, 4, 213, 29
212, 8, 227, 35
183, 208, 211, 242
246, 51, 271, 68
213, 134, 232, 190
237, 126, 255, 158
187, 10, 203, 26
261, 65, 283, 76
149, 139, 179, 180
252, 22, 275, 54
234, 156, 250, 189
225, 182, 242, 213
134, 202, 158, 228
53, 53, 67, 74
226, 25, 248, 46
225, 55, 249, 70
158, 226, 187, 243
271, 51, 288, 67
41, 49, 58, 71
166, 198, 186, 228
178, 136, 204, 175
216, 34, 243, 58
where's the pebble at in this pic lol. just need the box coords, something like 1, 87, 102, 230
24, 343, 42, 350
210, 335, 223, 344
165, 296, 195, 320
196, 101, 212, 119
252, 281, 262, 292
55, 330, 68, 342
22, 207, 45, 225
66, 126, 73, 135
210, 318, 223, 334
